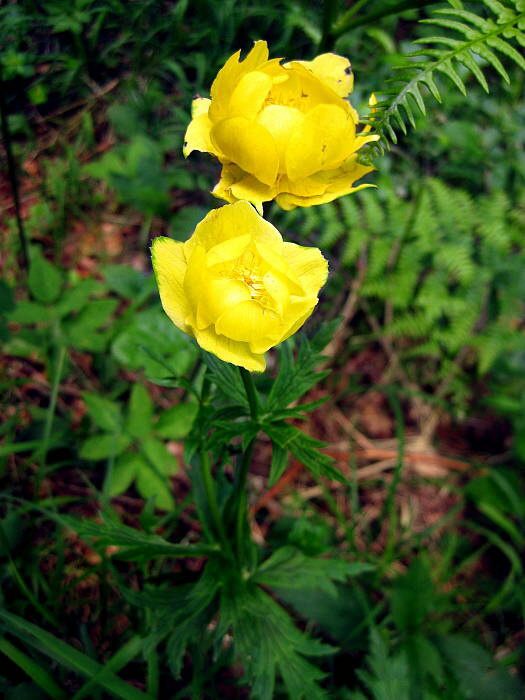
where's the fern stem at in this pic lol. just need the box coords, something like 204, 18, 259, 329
373, 8, 525, 143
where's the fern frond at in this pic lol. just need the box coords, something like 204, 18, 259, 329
368, 0, 525, 152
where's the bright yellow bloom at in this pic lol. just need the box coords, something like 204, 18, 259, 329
151, 202, 328, 372
184, 41, 379, 211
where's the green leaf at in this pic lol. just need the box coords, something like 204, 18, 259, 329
220, 582, 331, 700
61, 512, 218, 561
54, 279, 105, 317
112, 307, 197, 381
105, 452, 141, 497
82, 392, 122, 432
436, 634, 524, 700
268, 443, 288, 486
80, 433, 131, 460
8, 301, 53, 325
103, 264, 153, 300
127, 384, 154, 439
135, 446, 176, 510
391, 559, 437, 634
155, 402, 198, 439
140, 437, 178, 476
253, 546, 374, 596
266, 321, 337, 412
28, 249, 63, 304
0, 280, 15, 313
0, 610, 151, 700
201, 352, 248, 407
264, 422, 344, 483
356, 629, 411, 700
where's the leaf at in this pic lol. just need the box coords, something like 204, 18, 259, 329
140, 437, 178, 476
253, 546, 374, 596
8, 301, 53, 325
266, 320, 337, 412
268, 443, 288, 486
28, 249, 63, 304
201, 352, 248, 407
105, 452, 141, 497
112, 307, 197, 381
436, 634, 525, 700
220, 582, 332, 700
391, 558, 437, 634
264, 421, 344, 483
155, 402, 198, 439
82, 392, 122, 432
0, 610, 151, 700
135, 446, 176, 510
356, 629, 411, 700
60, 513, 218, 561
127, 384, 154, 439
80, 433, 131, 460
103, 264, 153, 300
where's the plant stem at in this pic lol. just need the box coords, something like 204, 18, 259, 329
36, 343, 67, 500
0, 69, 29, 269
201, 449, 229, 552
234, 368, 259, 562
319, 0, 338, 52
333, 0, 429, 37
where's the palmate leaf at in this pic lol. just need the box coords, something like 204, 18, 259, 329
219, 582, 332, 700
367, 0, 525, 153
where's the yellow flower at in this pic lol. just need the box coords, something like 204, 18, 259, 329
151, 202, 328, 372
183, 40, 379, 211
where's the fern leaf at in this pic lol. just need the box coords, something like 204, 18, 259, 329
369, 1, 525, 151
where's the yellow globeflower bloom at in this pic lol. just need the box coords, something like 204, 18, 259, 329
151, 202, 328, 372
184, 40, 379, 211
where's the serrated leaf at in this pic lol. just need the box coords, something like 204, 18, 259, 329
201, 352, 248, 407
266, 321, 337, 412
220, 583, 331, 700
268, 443, 288, 486
253, 546, 374, 595
80, 433, 130, 460
127, 383, 154, 438
60, 513, 218, 560
265, 422, 344, 483
28, 250, 63, 304
82, 392, 122, 432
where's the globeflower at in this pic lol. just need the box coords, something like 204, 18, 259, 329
151, 202, 328, 372
183, 40, 378, 211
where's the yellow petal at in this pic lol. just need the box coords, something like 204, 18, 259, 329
262, 270, 290, 315
196, 278, 251, 329
192, 201, 281, 251
229, 71, 273, 118
151, 237, 191, 332
285, 104, 351, 180
183, 113, 215, 157
278, 299, 318, 343
277, 62, 346, 112
256, 105, 304, 169
282, 243, 328, 295
209, 41, 269, 122
191, 97, 211, 118
194, 325, 266, 372
298, 53, 354, 97
206, 233, 251, 267
215, 300, 282, 345
211, 116, 279, 186
229, 172, 276, 211
183, 243, 207, 325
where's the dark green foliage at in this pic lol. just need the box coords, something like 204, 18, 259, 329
367, 0, 525, 151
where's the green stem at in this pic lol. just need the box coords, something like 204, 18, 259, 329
201, 449, 229, 552
0, 69, 29, 269
319, 0, 339, 52
333, 0, 430, 37
36, 343, 67, 500
234, 368, 259, 561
